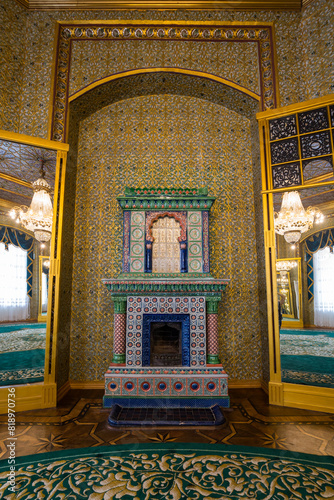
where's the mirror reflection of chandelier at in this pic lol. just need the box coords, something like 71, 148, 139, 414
9, 161, 53, 243
274, 191, 323, 244
276, 260, 297, 273
276, 259, 297, 280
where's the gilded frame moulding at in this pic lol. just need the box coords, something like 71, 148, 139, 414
257, 94, 334, 413
50, 20, 278, 142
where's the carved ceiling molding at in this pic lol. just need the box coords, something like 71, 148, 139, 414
15, 0, 302, 11
51, 20, 278, 142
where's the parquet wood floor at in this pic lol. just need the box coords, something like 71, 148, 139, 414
1, 388, 334, 458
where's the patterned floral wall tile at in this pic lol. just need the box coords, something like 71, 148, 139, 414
70, 94, 262, 382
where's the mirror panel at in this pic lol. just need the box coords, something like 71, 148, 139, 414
275, 185, 334, 389
38, 256, 50, 322
0, 130, 68, 413
276, 257, 302, 324
0, 135, 57, 390
258, 94, 334, 411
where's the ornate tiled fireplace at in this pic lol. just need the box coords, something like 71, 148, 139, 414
102, 188, 229, 424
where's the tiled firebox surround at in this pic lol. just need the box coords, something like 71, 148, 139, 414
103, 188, 230, 410
126, 296, 206, 367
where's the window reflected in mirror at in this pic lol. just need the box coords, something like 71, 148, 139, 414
38, 256, 50, 322
274, 185, 334, 388
0, 138, 56, 387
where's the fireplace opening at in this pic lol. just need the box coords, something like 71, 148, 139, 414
150, 322, 182, 366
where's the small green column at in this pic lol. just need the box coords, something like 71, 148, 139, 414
206, 298, 221, 365
111, 297, 127, 364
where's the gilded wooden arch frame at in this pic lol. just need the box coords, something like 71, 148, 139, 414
49, 19, 279, 142
47, 19, 278, 398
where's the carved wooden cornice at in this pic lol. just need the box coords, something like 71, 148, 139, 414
15, 0, 302, 10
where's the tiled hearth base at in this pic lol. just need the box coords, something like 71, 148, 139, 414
104, 367, 229, 409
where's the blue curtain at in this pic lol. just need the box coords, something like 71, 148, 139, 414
304, 228, 334, 302
0, 226, 34, 297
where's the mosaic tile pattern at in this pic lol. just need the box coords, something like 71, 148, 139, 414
126, 296, 206, 368
187, 211, 203, 273
0, 0, 27, 133
130, 211, 145, 273
52, 21, 278, 142
4, 2, 328, 386
207, 314, 219, 356
69, 38, 261, 98
1, 3, 316, 140
70, 95, 261, 382
105, 371, 228, 398
202, 211, 210, 273
122, 211, 131, 272
300, 0, 334, 101
113, 314, 126, 355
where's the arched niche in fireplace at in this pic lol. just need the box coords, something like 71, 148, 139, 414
151, 216, 181, 273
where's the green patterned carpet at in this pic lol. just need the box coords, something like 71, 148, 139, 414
280, 329, 334, 388
0, 324, 46, 386
1, 443, 334, 499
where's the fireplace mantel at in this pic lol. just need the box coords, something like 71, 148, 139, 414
102, 275, 229, 297
103, 188, 230, 419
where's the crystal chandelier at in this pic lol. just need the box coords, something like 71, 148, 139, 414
274, 191, 323, 244
9, 162, 53, 243
276, 260, 297, 280
276, 260, 298, 273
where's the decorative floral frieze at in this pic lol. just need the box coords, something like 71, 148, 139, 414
117, 196, 215, 211
51, 21, 277, 142
102, 278, 229, 297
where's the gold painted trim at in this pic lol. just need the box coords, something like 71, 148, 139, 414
51, 20, 278, 141
262, 180, 334, 195
299, 224, 334, 245
0, 188, 31, 200
0, 199, 19, 210
269, 381, 284, 405
0, 173, 32, 190
282, 383, 334, 414
229, 380, 263, 388
257, 93, 334, 121
302, 0, 317, 7
16, 1, 302, 9
259, 93, 334, 414
69, 67, 260, 103
304, 173, 334, 185
0, 130, 69, 152
269, 22, 280, 109
58, 20, 276, 26
14, 0, 29, 7
47, 23, 62, 141
0, 384, 56, 414
69, 380, 105, 389
44, 151, 68, 385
